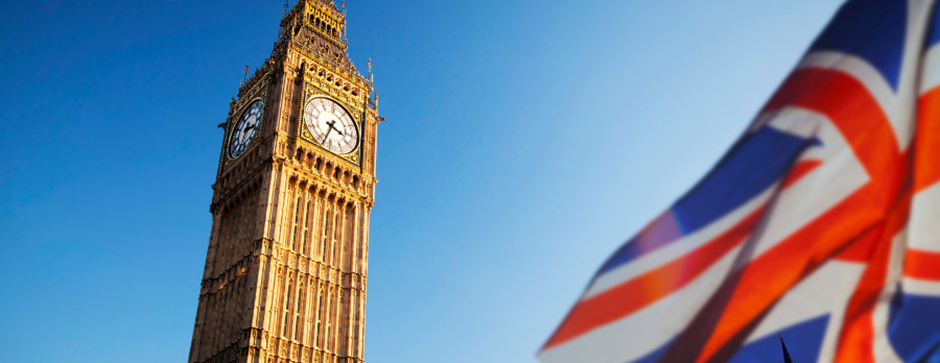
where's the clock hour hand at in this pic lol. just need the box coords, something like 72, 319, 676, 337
326, 120, 344, 136
241, 125, 255, 139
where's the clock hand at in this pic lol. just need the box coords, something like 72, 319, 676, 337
326, 120, 344, 135
321, 128, 333, 144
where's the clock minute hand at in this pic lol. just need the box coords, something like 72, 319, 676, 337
326, 120, 344, 136
329, 124, 344, 136
321, 128, 333, 144
243, 124, 256, 134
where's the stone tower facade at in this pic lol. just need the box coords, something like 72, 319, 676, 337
188, 1, 382, 363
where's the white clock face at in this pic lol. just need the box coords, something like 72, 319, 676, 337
303, 97, 359, 154
229, 100, 263, 158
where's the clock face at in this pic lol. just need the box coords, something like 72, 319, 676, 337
303, 97, 359, 154
229, 100, 263, 158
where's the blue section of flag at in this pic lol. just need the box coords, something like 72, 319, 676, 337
928, 0, 940, 49
671, 127, 809, 235
727, 315, 829, 363
594, 126, 810, 276
810, 0, 906, 90
596, 211, 682, 275
888, 292, 940, 363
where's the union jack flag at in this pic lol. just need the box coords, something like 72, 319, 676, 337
538, 1, 940, 363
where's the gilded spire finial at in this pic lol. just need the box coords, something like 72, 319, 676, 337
241, 64, 249, 86
342, 1, 348, 40
367, 58, 372, 74
283, 0, 289, 18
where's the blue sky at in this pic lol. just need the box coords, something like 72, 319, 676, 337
0, 0, 844, 362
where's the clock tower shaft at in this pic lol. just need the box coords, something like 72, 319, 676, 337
187, 2, 382, 363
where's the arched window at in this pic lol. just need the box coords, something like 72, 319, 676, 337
282, 280, 293, 337
326, 288, 335, 350
314, 290, 325, 346
293, 283, 304, 341
292, 196, 302, 251
321, 209, 332, 262
301, 199, 311, 255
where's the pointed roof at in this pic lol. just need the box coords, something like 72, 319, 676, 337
308, 0, 342, 17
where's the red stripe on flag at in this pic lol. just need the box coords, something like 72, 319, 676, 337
832, 228, 879, 263
692, 67, 907, 363
914, 86, 940, 192
782, 159, 823, 190
831, 224, 888, 363
904, 249, 940, 280
833, 190, 910, 363
541, 206, 766, 349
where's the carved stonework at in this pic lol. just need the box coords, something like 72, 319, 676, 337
188, 2, 380, 363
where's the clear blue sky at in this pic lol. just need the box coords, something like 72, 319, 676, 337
0, 1, 845, 362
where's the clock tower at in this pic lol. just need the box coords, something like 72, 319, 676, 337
187, 1, 382, 363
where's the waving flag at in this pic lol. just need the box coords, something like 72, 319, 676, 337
538, 1, 940, 363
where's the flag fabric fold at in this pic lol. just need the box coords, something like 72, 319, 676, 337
538, 1, 940, 363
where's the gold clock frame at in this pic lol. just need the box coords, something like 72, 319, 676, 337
218, 77, 271, 176
299, 81, 362, 165
227, 97, 265, 158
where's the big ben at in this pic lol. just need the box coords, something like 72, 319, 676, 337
187, 1, 382, 363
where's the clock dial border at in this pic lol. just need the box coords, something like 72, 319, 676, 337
303, 96, 359, 155
218, 78, 271, 179
228, 98, 265, 159
298, 85, 364, 166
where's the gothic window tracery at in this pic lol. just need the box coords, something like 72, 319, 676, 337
292, 195, 302, 251
302, 199, 312, 255
282, 279, 293, 337
322, 208, 333, 263
315, 287, 325, 347
294, 281, 305, 341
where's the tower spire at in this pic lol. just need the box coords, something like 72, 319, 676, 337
779, 333, 794, 363
241, 64, 249, 86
